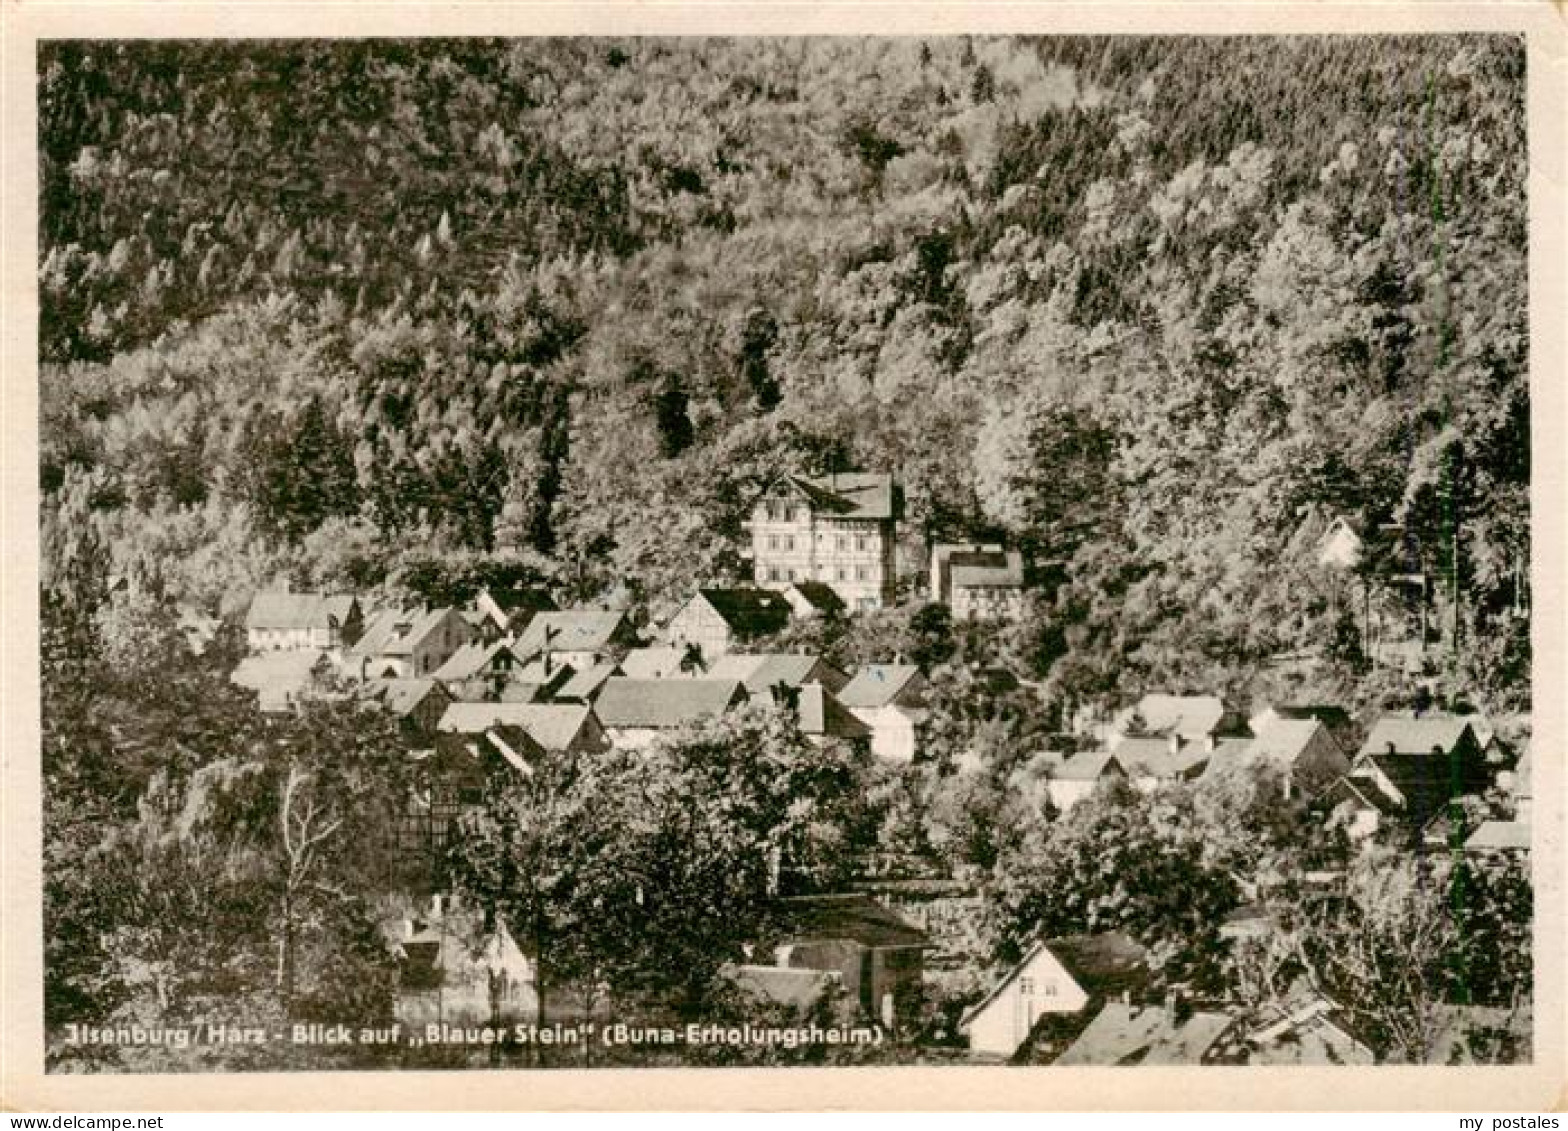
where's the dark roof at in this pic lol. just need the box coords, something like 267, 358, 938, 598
690, 588, 792, 638
797, 684, 871, 740
784, 581, 846, 615
1359, 754, 1489, 826
484, 586, 557, 615
775, 893, 929, 950
942, 547, 1025, 589
770, 472, 901, 521
838, 664, 923, 709
593, 678, 748, 729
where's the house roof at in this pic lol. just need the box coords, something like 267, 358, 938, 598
1111, 736, 1212, 780
943, 547, 1026, 589
515, 610, 630, 658
783, 581, 846, 616
1248, 719, 1335, 765
362, 677, 445, 718
797, 684, 872, 740
1465, 820, 1531, 852
619, 646, 695, 679
1116, 694, 1230, 740
433, 640, 519, 683
1052, 750, 1126, 782
1254, 704, 1354, 734
688, 588, 792, 638
1055, 1001, 1234, 1066
775, 893, 929, 950
709, 652, 848, 694
838, 664, 923, 709
721, 964, 837, 1012
768, 472, 901, 521
1358, 715, 1476, 759
245, 591, 358, 631
556, 661, 619, 702
350, 606, 458, 659
1359, 755, 1488, 826
593, 678, 748, 730
1246, 996, 1374, 1066
437, 703, 596, 752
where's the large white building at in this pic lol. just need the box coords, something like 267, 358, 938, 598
746, 473, 901, 611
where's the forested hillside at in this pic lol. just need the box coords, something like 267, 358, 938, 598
39, 35, 1530, 713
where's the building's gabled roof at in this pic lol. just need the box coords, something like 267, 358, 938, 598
721, 964, 838, 1012
619, 646, 697, 679
796, 684, 872, 740
1052, 749, 1126, 783
555, 661, 619, 702
775, 893, 929, 950
838, 664, 923, 710
1054, 1001, 1235, 1066
1357, 755, 1487, 826
964, 932, 1148, 1030
1111, 736, 1211, 780
1116, 694, 1231, 740
782, 581, 846, 616
1254, 703, 1355, 735
1358, 715, 1477, 759
245, 591, 358, 631
684, 588, 792, 638
1317, 773, 1401, 817
1245, 995, 1375, 1066
1464, 820, 1531, 853
709, 652, 849, 695
944, 547, 1026, 589
437, 702, 598, 752
763, 472, 901, 521
362, 677, 446, 718
350, 606, 458, 659
593, 678, 748, 730
515, 610, 631, 658
433, 640, 520, 683
1248, 718, 1336, 765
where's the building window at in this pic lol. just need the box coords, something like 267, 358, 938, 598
837, 567, 847, 581
768, 567, 781, 582
1019, 978, 1035, 996
836, 536, 847, 551
856, 535, 868, 552
768, 534, 779, 550
856, 566, 868, 581
787, 568, 796, 581
785, 536, 794, 551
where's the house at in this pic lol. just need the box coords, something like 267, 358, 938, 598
1509, 740, 1533, 822
360, 677, 453, 739
746, 472, 902, 611
1346, 716, 1492, 831
391, 900, 538, 1030
619, 645, 702, 680
1110, 734, 1236, 790
1046, 750, 1128, 812
1316, 774, 1398, 841
664, 588, 792, 663
552, 661, 621, 704
230, 648, 337, 713
1054, 1000, 1236, 1066
1248, 704, 1358, 753
513, 610, 637, 671
1202, 718, 1350, 798
432, 640, 527, 690
707, 652, 851, 699
930, 544, 1026, 621
244, 592, 362, 652
1464, 820, 1530, 854
1315, 516, 1364, 571
592, 677, 750, 749
837, 664, 929, 763
962, 932, 1148, 1059
1112, 693, 1246, 743
770, 893, 929, 1026
437, 702, 610, 759
780, 581, 846, 620
466, 585, 557, 642
1245, 995, 1375, 1065
794, 683, 872, 748
348, 606, 474, 681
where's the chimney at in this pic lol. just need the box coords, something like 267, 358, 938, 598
1168, 733, 1184, 755
1386, 741, 1397, 755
